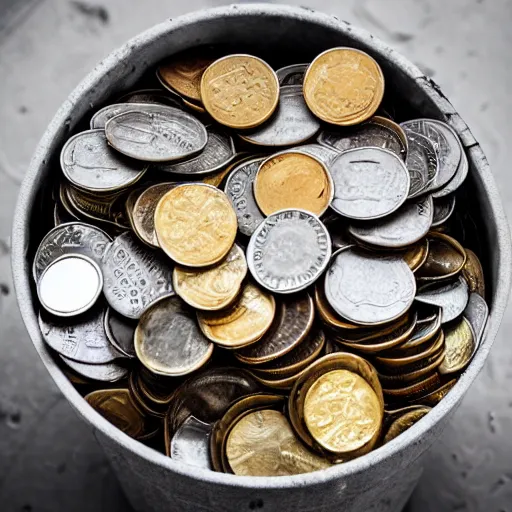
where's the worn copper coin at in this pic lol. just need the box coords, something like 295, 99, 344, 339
439, 316, 476, 375
410, 379, 457, 407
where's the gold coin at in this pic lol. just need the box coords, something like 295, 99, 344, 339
197, 282, 276, 348
439, 317, 476, 374
462, 248, 485, 297
410, 378, 457, 406
303, 369, 382, 454
403, 239, 429, 272
154, 183, 237, 267
200, 54, 279, 129
382, 372, 441, 400
173, 244, 247, 311
182, 97, 207, 114
383, 406, 431, 444
254, 151, 333, 216
225, 409, 330, 476
303, 47, 384, 126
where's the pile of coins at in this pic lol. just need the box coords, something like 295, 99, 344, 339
32, 46, 489, 476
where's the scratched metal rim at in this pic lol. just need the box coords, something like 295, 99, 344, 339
11, 3, 511, 490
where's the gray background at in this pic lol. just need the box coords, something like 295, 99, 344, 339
1, 0, 511, 510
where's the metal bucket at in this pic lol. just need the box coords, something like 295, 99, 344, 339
11, 4, 511, 512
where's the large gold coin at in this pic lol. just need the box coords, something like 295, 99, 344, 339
439, 317, 476, 374
200, 54, 279, 129
254, 152, 333, 216
173, 244, 247, 311
225, 409, 330, 476
197, 282, 276, 348
303, 47, 384, 126
383, 406, 431, 444
154, 184, 237, 267
303, 369, 382, 454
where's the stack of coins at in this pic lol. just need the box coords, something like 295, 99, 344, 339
32, 46, 488, 476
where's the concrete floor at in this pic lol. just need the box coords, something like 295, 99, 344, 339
1, 0, 512, 510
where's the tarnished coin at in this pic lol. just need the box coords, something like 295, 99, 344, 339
60, 129, 147, 193
439, 316, 476, 374
330, 147, 410, 220
432, 195, 456, 227
224, 157, 266, 237
201, 54, 279, 129
104, 307, 136, 358
170, 416, 212, 470
33, 222, 111, 281
349, 195, 433, 248
174, 244, 247, 311
154, 184, 238, 267
156, 126, 236, 175
464, 292, 488, 349
226, 409, 330, 476
410, 379, 457, 407
401, 119, 461, 191
254, 151, 333, 216
303, 47, 384, 126
37, 254, 103, 317
105, 104, 208, 162
132, 183, 177, 247
462, 248, 486, 297
383, 406, 431, 444
276, 63, 309, 85
432, 141, 468, 198
403, 239, 430, 272
247, 209, 331, 294
404, 131, 438, 197
416, 276, 469, 323
235, 293, 314, 364
240, 86, 320, 147
317, 116, 407, 159
197, 282, 276, 348
296, 143, 340, 168
134, 297, 213, 377
325, 246, 416, 326
118, 88, 183, 106
60, 356, 128, 382
101, 232, 174, 320
382, 373, 441, 402
397, 309, 442, 350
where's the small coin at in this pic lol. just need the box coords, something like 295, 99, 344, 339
329, 147, 410, 220
201, 54, 279, 129
314, 283, 361, 331
462, 248, 485, 297
383, 406, 431, 444
170, 416, 212, 470
304, 47, 384, 126
33, 222, 111, 282
240, 86, 320, 147
224, 157, 266, 237
254, 151, 333, 216
201, 153, 251, 188
60, 129, 147, 193
247, 209, 331, 294
382, 372, 441, 401
235, 292, 314, 364
124, 186, 145, 230
432, 141, 469, 198
104, 307, 137, 358
403, 239, 430, 272
410, 379, 457, 407
404, 131, 438, 197
276, 63, 309, 85
432, 195, 456, 227
349, 195, 433, 248
118, 88, 183, 106
156, 125, 236, 175
464, 292, 489, 350
60, 356, 129, 382
105, 104, 208, 162
225, 409, 330, 476
397, 309, 442, 351
325, 246, 416, 326
101, 232, 175, 320
154, 184, 238, 267
249, 363, 313, 391
296, 143, 340, 168
439, 316, 476, 374
174, 244, 247, 311
37, 254, 103, 317
197, 282, 275, 348
135, 296, 213, 377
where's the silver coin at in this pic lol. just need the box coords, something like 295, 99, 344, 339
101, 232, 174, 320
431, 194, 456, 227
318, 118, 406, 159
276, 63, 309, 85
401, 119, 461, 191
37, 254, 103, 317
324, 218, 353, 250
170, 416, 212, 470
105, 104, 207, 162
240, 86, 320, 147
348, 195, 433, 248
156, 125, 235, 174
224, 157, 266, 237
330, 147, 410, 220
463, 292, 489, 350
324, 246, 416, 325
415, 276, 469, 324
432, 148, 469, 198
247, 209, 331, 294
61, 356, 128, 382
104, 307, 136, 358
39, 306, 123, 363
404, 131, 438, 197
91, 102, 180, 129
60, 129, 147, 193
399, 308, 442, 350
296, 143, 340, 168
33, 222, 111, 282
134, 297, 213, 377
118, 88, 183, 106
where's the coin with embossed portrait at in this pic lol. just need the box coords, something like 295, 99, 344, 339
247, 209, 331, 294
